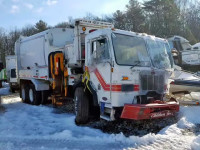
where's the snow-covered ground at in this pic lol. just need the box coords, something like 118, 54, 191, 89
0, 84, 200, 150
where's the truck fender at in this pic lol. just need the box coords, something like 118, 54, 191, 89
73, 80, 98, 107
87, 81, 98, 106
31, 79, 49, 91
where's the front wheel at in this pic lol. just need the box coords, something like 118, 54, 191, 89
74, 87, 90, 124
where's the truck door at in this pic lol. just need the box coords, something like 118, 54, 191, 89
87, 37, 112, 103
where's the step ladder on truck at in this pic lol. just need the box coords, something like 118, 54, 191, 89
15, 19, 179, 124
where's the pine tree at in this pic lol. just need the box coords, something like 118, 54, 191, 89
125, 0, 145, 32
35, 20, 48, 32
113, 10, 126, 30
143, 0, 182, 37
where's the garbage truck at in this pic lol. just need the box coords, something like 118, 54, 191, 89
15, 19, 179, 124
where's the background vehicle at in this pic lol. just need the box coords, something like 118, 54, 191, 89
192, 43, 200, 50
168, 36, 200, 72
15, 19, 179, 124
6, 55, 19, 92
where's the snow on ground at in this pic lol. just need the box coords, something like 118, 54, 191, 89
0, 85, 200, 150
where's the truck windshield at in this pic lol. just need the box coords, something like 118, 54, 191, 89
146, 39, 171, 69
112, 33, 151, 67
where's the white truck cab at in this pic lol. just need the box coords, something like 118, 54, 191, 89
76, 28, 178, 122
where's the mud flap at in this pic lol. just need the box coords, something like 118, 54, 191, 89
120, 101, 179, 120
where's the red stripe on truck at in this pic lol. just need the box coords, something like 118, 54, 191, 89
40, 76, 47, 79
94, 69, 139, 92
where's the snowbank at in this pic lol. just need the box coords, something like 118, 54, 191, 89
192, 135, 200, 150
178, 106, 200, 128
0, 86, 200, 150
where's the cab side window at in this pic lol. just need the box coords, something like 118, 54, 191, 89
91, 38, 110, 61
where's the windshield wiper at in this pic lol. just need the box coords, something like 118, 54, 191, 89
130, 61, 151, 69
130, 61, 141, 69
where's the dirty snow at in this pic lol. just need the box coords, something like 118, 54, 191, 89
0, 85, 200, 150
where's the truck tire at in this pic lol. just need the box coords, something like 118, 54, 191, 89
21, 84, 29, 103
28, 84, 41, 105
74, 87, 90, 124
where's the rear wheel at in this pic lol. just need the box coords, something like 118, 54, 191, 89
0, 81, 2, 88
74, 87, 90, 124
28, 84, 41, 105
20, 84, 29, 103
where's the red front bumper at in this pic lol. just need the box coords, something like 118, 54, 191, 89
120, 101, 179, 120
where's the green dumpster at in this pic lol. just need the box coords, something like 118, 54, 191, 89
0, 69, 7, 88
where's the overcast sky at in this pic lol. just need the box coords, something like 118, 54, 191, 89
0, 0, 131, 30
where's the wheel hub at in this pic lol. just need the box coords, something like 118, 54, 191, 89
22, 88, 25, 100
29, 89, 34, 103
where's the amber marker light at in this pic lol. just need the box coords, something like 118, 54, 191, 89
111, 68, 114, 72
82, 27, 86, 31
122, 76, 129, 80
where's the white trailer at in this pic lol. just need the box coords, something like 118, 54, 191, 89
6, 55, 19, 92
15, 19, 179, 124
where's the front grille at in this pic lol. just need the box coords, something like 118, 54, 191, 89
140, 70, 165, 94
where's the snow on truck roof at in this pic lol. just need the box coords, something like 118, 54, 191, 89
87, 28, 167, 42
113, 29, 167, 42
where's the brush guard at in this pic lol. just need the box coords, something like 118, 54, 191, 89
120, 100, 179, 120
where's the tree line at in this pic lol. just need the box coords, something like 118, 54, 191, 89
0, 0, 200, 65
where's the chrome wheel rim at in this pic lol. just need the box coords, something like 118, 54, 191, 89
29, 89, 34, 103
22, 88, 25, 100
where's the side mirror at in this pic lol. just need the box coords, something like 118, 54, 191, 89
171, 48, 180, 65
171, 48, 178, 56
